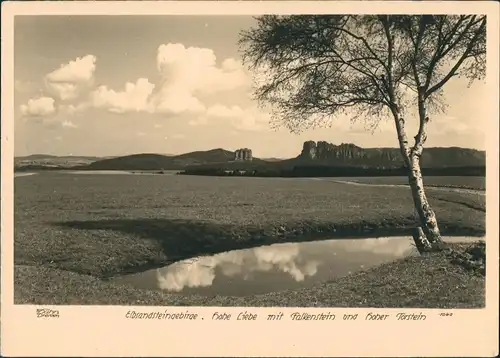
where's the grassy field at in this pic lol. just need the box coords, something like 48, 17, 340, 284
14, 173, 486, 306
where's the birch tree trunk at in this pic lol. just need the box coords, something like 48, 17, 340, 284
392, 105, 444, 254
408, 154, 444, 246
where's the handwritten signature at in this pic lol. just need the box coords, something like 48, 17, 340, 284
36, 308, 60, 318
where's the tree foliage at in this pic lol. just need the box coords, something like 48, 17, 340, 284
239, 15, 486, 135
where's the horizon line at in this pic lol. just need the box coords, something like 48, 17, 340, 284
15, 143, 486, 159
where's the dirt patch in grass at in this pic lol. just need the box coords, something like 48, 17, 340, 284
14, 242, 485, 307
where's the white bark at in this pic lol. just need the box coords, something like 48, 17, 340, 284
392, 105, 444, 252
412, 227, 432, 255
408, 154, 443, 245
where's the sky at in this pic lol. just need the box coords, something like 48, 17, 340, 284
14, 15, 488, 158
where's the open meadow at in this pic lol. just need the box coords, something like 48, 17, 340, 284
14, 172, 486, 306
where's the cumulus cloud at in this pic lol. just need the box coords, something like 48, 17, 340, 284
91, 78, 155, 113
46, 55, 96, 83
149, 85, 205, 115
20, 97, 56, 117
155, 43, 248, 95
25, 44, 258, 131
89, 43, 249, 115
45, 55, 96, 101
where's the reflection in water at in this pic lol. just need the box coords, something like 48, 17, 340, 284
112, 236, 479, 296
156, 243, 322, 293
112, 236, 439, 296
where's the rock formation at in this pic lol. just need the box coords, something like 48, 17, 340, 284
302, 141, 317, 159
300, 141, 367, 160
299, 141, 402, 166
297, 140, 486, 168
234, 148, 253, 161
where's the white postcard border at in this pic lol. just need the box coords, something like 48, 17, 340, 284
1, 2, 499, 357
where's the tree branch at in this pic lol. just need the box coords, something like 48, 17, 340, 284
380, 16, 396, 102
326, 44, 391, 106
423, 15, 478, 91
258, 58, 342, 97
425, 17, 486, 98
332, 24, 389, 73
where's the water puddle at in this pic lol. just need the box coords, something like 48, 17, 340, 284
64, 170, 135, 175
64, 170, 176, 175
14, 173, 38, 178
110, 236, 480, 297
63, 170, 171, 175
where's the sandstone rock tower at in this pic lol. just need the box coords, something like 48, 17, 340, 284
234, 148, 253, 161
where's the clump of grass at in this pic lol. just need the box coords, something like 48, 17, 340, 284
448, 241, 485, 276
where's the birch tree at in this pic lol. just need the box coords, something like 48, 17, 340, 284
239, 15, 486, 252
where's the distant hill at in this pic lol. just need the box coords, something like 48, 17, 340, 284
293, 141, 485, 168
180, 142, 485, 174
14, 154, 109, 170
174, 148, 235, 164
16, 154, 59, 160
15, 154, 104, 161
77, 153, 179, 171
76, 149, 268, 171
17, 142, 485, 172
261, 157, 286, 162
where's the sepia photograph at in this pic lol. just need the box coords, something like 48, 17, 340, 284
2, 1, 499, 356
12, 12, 490, 307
